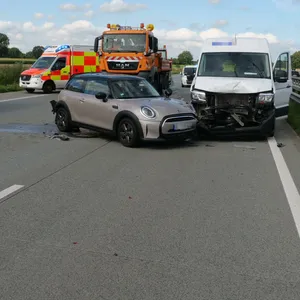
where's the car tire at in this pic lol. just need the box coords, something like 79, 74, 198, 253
43, 81, 55, 94
117, 118, 140, 148
26, 88, 35, 93
55, 107, 72, 132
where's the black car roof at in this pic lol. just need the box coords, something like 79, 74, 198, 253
71, 72, 143, 81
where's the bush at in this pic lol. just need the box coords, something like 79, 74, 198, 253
0, 63, 28, 85
0, 59, 35, 65
287, 98, 300, 135
0, 84, 22, 93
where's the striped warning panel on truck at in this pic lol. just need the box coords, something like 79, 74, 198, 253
105, 56, 142, 61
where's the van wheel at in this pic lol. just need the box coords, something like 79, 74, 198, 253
26, 88, 35, 93
117, 118, 140, 147
43, 81, 55, 94
55, 107, 72, 132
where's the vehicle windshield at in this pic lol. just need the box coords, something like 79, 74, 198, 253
103, 34, 146, 52
184, 67, 196, 75
198, 52, 271, 78
109, 78, 160, 99
158, 50, 167, 59
31, 56, 56, 69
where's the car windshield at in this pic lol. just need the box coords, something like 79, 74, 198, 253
109, 78, 160, 99
184, 67, 196, 75
31, 56, 56, 69
198, 52, 271, 78
103, 34, 146, 52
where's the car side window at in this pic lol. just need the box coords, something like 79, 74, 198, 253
84, 78, 110, 96
65, 78, 86, 93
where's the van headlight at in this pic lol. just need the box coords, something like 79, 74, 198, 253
141, 106, 156, 118
191, 90, 206, 103
257, 93, 274, 103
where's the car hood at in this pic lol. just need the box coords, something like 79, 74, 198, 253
119, 97, 195, 119
21, 68, 48, 75
193, 76, 272, 94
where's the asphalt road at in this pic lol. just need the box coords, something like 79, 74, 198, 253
1, 75, 300, 299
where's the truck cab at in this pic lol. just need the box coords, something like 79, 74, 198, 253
190, 37, 292, 136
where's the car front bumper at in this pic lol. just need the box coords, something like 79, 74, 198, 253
139, 113, 198, 141
197, 109, 275, 137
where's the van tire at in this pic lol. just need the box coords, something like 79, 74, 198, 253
43, 81, 55, 94
26, 88, 35, 93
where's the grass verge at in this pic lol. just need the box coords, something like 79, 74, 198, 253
0, 63, 30, 93
172, 64, 184, 74
287, 97, 300, 135
0, 58, 35, 65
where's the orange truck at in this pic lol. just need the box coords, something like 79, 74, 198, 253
157, 45, 172, 87
19, 44, 100, 93
93, 23, 172, 93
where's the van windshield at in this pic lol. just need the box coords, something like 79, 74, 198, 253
31, 56, 56, 69
198, 52, 271, 79
184, 67, 196, 75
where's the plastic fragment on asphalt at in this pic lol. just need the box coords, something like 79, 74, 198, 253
277, 142, 285, 148
46, 134, 70, 141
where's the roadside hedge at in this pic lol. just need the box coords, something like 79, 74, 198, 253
0, 59, 35, 65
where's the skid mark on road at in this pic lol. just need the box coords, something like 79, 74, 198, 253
268, 136, 300, 238
0, 185, 24, 202
0, 95, 48, 103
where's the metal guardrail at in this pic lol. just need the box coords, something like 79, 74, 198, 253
292, 76, 300, 104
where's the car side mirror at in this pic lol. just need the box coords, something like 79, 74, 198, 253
164, 88, 172, 97
274, 70, 288, 83
95, 92, 108, 102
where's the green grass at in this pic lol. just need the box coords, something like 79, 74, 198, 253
0, 63, 31, 93
171, 64, 184, 74
287, 98, 300, 135
0, 58, 35, 65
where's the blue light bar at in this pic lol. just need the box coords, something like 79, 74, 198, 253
55, 44, 70, 52
212, 41, 233, 46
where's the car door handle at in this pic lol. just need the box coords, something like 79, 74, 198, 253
112, 105, 118, 109
286, 85, 291, 88
79, 98, 85, 103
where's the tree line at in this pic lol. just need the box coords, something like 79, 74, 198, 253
0, 32, 44, 59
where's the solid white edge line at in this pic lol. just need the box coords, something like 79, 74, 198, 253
268, 137, 300, 238
0, 94, 48, 103
0, 184, 24, 200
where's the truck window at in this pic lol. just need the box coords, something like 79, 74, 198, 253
31, 56, 56, 69
198, 52, 271, 79
103, 34, 146, 52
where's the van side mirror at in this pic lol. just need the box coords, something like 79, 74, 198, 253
95, 92, 108, 102
274, 69, 288, 83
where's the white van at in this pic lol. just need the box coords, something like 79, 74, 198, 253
180, 65, 197, 87
190, 37, 292, 137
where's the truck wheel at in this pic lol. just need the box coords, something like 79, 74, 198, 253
55, 107, 72, 132
117, 118, 140, 148
26, 88, 35, 93
43, 81, 55, 94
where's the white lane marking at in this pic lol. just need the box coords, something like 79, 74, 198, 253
0, 94, 48, 103
0, 185, 24, 200
268, 137, 300, 238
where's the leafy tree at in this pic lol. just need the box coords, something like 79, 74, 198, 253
177, 51, 193, 65
25, 51, 34, 58
32, 46, 44, 58
0, 32, 9, 57
8, 47, 23, 58
291, 51, 300, 69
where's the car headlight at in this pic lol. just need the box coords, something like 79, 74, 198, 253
191, 90, 206, 103
141, 106, 156, 118
257, 93, 274, 103
32, 74, 41, 79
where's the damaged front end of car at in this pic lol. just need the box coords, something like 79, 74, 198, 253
191, 89, 275, 137
50, 100, 58, 114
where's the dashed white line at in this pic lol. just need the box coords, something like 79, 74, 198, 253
0, 95, 48, 103
0, 185, 24, 200
268, 136, 300, 238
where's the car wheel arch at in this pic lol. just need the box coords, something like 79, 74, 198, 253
113, 111, 144, 138
54, 101, 72, 119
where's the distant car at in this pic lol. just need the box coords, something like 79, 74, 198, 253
50, 73, 198, 147
292, 70, 300, 77
180, 65, 197, 87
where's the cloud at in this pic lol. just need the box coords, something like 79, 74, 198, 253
209, 0, 220, 4
59, 3, 78, 10
34, 13, 44, 19
213, 20, 228, 27
100, 0, 147, 12
1, 19, 297, 60
84, 10, 94, 18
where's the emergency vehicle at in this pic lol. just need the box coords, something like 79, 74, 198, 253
19, 44, 100, 93
93, 23, 172, 93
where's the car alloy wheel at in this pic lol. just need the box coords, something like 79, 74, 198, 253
55, 107, 72, 132
118, 118, 139, 147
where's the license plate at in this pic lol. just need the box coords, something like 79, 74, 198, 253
173, 122, 193, 130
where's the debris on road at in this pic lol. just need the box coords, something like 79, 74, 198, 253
233, 144, 256, 150
46, 133, 70, 141
205, 144, 215, 147
277, 142, 285, 148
